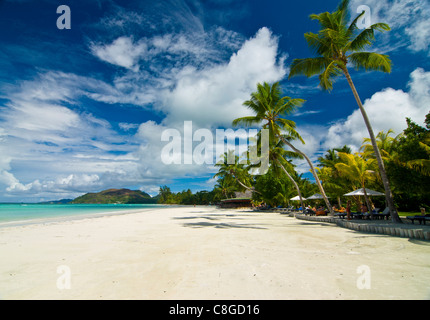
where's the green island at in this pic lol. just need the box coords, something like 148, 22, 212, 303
71, 188, 159, 204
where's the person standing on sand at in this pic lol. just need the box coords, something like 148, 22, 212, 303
346, 200, 352, 220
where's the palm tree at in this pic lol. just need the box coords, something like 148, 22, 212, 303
404, 140, 430, 176
335, 152, 378, 213
233, 81, 334, 214
363, 130, 430, 176
317, 147, 352, 207
213, 176, 236, 199
214, 150, 255, 193
268, 136, 306, 209
361, 130, 398, 160
289, 0, 401, 222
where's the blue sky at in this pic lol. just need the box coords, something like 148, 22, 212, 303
0, 0, 429, 202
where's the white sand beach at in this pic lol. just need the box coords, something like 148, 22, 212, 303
1, 205, 429, 300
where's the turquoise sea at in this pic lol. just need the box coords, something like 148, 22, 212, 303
0, 203, 165, 226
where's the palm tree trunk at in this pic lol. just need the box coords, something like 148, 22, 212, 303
279, 136, 334, 215
362, 183, 372, 217
275, 159, 305, 209
342, 68, 402, 223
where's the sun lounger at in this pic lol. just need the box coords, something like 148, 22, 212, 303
334, 212, 347, 218
315, 210, 327, 216
407, 214, 430, 225
304, 208, 316, 216
370, 207, 390, 220
351, 212, 363, 219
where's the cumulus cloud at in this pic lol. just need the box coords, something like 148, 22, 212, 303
104, 27, 287, 182
130, 27, 287, 187
323, 68, 430, 151
158, 27, 287, 128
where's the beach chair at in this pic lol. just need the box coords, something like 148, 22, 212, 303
379, 207, 391, 220
369, 208, 381, 220
315, 209, 327, 216
334, 212, 347, 219
407, 214, 430, 225
304, 208, 316, 216
369, 207, 388, 220
351, 212, 363, 219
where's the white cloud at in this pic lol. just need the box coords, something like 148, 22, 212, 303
0, 71, 142, 200
323, 68, 430, 151
128, 27, 287, 185
349, 0, 430, 55
91, 36, 147, 71
292, 110, 322, 117
159, 27, 287, 128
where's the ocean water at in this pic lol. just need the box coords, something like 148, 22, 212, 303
0, 203, 165, 226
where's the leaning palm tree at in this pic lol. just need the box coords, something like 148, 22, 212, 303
214, 176, 236, 199
214, 150, 255, 193
233, 81, 334, 214
258, 134, 306, 209
289, 0, 401, 222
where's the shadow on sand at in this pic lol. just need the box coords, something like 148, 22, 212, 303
181, 221, 267, 230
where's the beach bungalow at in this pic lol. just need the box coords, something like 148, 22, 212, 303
219, 190, 253, 208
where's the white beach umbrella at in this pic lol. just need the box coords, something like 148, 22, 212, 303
344, 188, 385, 196
306, 193, 327, 200
290, 195, 306, 201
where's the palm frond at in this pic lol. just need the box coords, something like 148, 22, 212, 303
405, 159, 430, 176
319, 60, 344, 91
346, 23, 390, 52
347, 10, 365, 37
336, 0, 350, 15
348, 52, 392, 73
275, 97, 306, 115
304, 32, 332, 57
277, 119, 305, 144
418, 141, 430, 155
232, 116, 261, 127
289, 57, 331, 79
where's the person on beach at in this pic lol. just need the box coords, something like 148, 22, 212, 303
346, 200, 352, 220
361, 203, 370, 219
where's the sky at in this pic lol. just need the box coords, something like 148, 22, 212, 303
0, 0, 429, 202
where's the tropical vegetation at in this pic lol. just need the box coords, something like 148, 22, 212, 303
158, 108, 430, 215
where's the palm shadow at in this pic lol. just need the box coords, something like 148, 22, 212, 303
182, 221, 267, 230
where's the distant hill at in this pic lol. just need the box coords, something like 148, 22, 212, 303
71, 188, 158, 204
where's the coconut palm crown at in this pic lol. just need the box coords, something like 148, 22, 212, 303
288, 0, 391, 90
